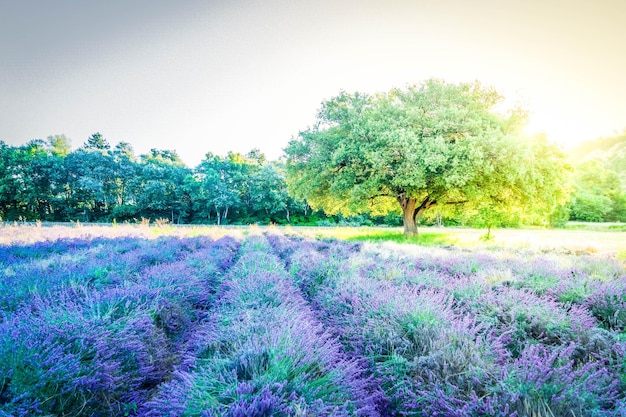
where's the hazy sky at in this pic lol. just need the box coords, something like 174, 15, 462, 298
1, 0, 625, 167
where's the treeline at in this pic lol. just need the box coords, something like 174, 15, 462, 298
2, 130, 626, 227
0, 133, 337, 225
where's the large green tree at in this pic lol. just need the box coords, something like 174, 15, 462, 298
285, 79, 569, 235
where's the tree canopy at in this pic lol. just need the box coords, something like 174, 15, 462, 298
284, 79, 571, 235
0, 135, 311, 225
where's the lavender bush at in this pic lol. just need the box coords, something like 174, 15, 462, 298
585, 275, 626, 331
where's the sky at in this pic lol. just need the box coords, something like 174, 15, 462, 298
1, 0, 625, 167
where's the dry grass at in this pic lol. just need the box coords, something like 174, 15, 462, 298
0, 222, 243, 246
1, 223, 623, 258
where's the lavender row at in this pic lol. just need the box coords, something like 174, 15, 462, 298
338, 242, 626, 331
0, 235, 219, 312
274, 234, 626, 416
143, 235, 378, 416
0, 236, 116, 263
0, 236, 240, 416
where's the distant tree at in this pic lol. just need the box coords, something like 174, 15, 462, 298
64, 149, 116, 221
22, 140, 60, 219
607, 194, 626, 222
186, 151, 301, 225
110, 142, 138, 207
46, 134, 72, 157
246, 148, 267, 166
248, 164, 291, 223
285, 79, 568, 235
83, 132, 110, 151
570, 192, 613, 222
144, 148, 184, 165
194, 152, 244, 225
135, 149, 190, 223
0, 140, 70, 220
0, 142, 20, 219
114, 142, 135, 160
569, 129, 626, 162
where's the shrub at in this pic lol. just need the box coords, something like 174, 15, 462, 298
0, 290, 172, 415
585, 276, 626, 331
472, 287, 597, 354
495, 342, 623, 416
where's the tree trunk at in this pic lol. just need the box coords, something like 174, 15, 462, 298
400, 197, 418, 236
398, 194, 436, 236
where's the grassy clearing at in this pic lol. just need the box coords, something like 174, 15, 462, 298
342, 230, 457, 246
290, 225, 626, 257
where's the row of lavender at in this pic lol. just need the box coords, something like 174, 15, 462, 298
1, 231, 625, 416
267, 234, 626, 416
144, 235, 379, 416
0, 235, 239, 416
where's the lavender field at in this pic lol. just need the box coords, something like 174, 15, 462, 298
1, 225, 625, 416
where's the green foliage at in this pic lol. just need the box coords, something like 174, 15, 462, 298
444, 134, 573, 229
571, 192, 613, 222
569, 160, 625, 222
47, 134, 72, 157
191, 150, 291, 225
568, 131, 626, 223
110, 204, 140, 222
135, 154, 191, 222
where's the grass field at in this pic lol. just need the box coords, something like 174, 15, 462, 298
1, 223, 625, 416
330, 226, 626, 256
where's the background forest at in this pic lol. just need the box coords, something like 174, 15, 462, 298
1, 129, 625, 227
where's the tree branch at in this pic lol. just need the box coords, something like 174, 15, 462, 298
413, 195, 437, 221
331, 161, 347, 173
368, 193, 393, 201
